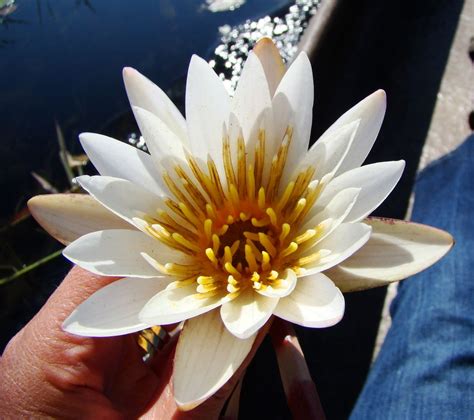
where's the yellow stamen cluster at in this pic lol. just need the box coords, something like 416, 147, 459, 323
141, 128, 328, 301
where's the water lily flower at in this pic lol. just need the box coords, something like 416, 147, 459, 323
28, 38, 453, 410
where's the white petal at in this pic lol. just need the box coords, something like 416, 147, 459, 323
253, 37, 286, 97
290, 121, 360, 184
186, 55, 230, 163
298, 222, 372, 276
76, 175, 163, 227
320, 90, 386, 174
63, 276, 170, 337
317, 160, 405, 222
64, 229, 182, 277
173, 309, 256, 410
301, 187, 361, 241
28, 194, 131, 245
256, 268, 298, 298
232, 51, 272, 142
273, 52, 313, 180
221, 289, 278, 339
237, 107, 277, 187
79, 133, 166, 196
274, 273, 344, 328
132, 106, 187, 164
326, 217, 454, 292
139, 283, 224, 325
310, 120, 360, 181
123, 67, 188, 144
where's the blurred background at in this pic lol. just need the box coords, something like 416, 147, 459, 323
0, 0, 471, 418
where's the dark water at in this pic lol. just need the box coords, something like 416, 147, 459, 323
0, 0, 291, 221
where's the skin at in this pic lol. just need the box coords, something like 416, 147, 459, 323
0, 266, 268, 419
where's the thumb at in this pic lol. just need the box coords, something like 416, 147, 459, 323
0, 266, 121, 416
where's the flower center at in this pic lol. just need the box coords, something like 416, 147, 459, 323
139, 128, 328, 300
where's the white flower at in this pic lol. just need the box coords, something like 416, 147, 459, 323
29, 38, 453, 410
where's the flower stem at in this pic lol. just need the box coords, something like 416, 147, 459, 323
0, 249, 63, 286
270, 318, 326, 420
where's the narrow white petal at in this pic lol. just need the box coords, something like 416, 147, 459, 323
132, 106, 187, 164
232, 51, 272, 142
301, 187, 361, 241
76, 175, 164, 227
298, 222, 372, 276
326, 217, 454, 292
186, 55, 230, 163
123, 67, 188, 144
273, 52, 313, 180
291, 121, 359, 184
253, 37, 286, 97
173, 309, 256, 410
270, 95, 294, 182
63, 277, 170, 337
317, 160, 405, 222
28, 194, 131, 245
311, 120, 360, 180
294, 139, 326, 180
227, 111, 241, 147
221, 289, 278, 339
319, 90, 386, 174
256, 269, 298, 298
236, 107, 277, 187
321, 90, 387, 173
139, 283, 224, 325
274, 273, 344, 328
64, 229, 183, 277
79, 133, 166, 196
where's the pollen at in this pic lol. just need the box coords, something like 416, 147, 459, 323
139, 128, 328, 301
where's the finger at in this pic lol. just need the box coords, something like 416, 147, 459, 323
0, 266, 124, 416
139, 335, 179, 419
8, 266, 122, 374
270, 318, 326, 420
3, 265, 120, 367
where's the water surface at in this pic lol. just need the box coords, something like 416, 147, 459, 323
0, 0, 291, 220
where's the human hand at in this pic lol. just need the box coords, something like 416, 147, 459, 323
0, 266, 267, 419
